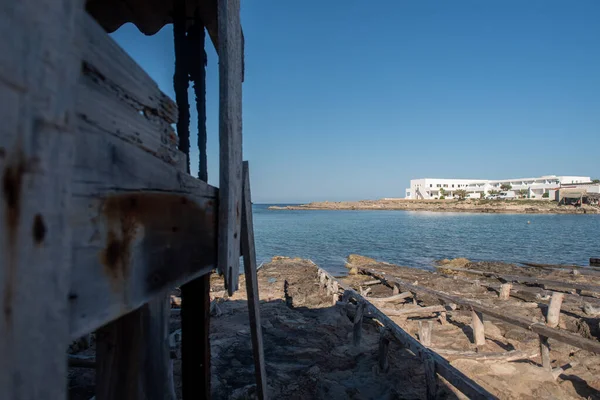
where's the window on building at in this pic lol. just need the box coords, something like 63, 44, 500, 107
437, 184, 441, 188
430, 184, 432, 187
443, 184, 448, 187
452, 184, 455, 188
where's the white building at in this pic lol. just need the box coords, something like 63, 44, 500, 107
405, 175, 592, 200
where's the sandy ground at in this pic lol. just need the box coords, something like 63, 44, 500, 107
67, 256, 600, 400
342, 255, 600, 399
269, 199, 599, 214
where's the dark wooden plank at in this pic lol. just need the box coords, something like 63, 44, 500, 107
241, 161, 268, 400
178, 11, 213, 400
96, 296, 175, 400
0, 0, 84, 398
358, 266, 600, 354
218, 0, 243, 295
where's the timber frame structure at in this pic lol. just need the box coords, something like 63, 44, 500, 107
0, 0, 266, 399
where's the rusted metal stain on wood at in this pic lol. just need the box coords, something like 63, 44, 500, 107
2, 147, 27, 325
99, 192, 217, 295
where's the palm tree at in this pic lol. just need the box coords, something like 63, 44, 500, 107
455, 189, 468, 200
518, 189, 528, 198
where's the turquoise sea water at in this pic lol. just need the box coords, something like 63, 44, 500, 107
252, 204, 600, 275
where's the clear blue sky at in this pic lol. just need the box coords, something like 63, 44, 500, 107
112, 0, 600, 203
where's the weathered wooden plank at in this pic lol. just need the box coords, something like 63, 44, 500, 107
241, 161, 268, 400
439, 266, 600, 294
78, 13, 177, 123
76, 14, 181, 167
342, 288, 497, 400
318, 270, 495, 399
96, 294, 176, 400
0, 1, 83, 399
69, 126, 218, 339
358, 266, 600, 354
218, 0, 243, 294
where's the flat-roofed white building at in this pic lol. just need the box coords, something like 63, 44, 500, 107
405, 175, 592, 200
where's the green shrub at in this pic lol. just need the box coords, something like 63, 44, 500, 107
542, 192, 549, 198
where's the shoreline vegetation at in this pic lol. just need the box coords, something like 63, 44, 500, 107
268, 199, 600, 214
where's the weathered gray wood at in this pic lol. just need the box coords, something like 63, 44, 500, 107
392, 285, 400, 295
382, 305, 445, 317
241, 162, 268, 400
96, 293, 175, 400
218, 0, 243, 294
546, 292, 564, 328
358, 266, 600, 354
353, 301, 366, 346
499, 283, 512, 300
378, 327, 391, 373
472, 310, 486, 346
369, 292, 413, 303
423, 350, 437, 400
539, 335, 551, 371
77, 13, 177, 123
438, 266, 600, 295
69, 127, 218, 339
432, 349, 538, 362
317, 273, 496, 399
0, 1, 84, 399
418, 321, 433, 346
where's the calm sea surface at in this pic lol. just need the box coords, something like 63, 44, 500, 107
252, 204, 600, 275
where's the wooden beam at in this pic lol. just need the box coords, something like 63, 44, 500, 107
353, 301, 366, 346
472, 310, 485, 346
438, 266, 600, 294
342, 288, 497, 400
0, 0, 84, 398
358, 266, 600, 354
378, 327, 391, 373
241, 161, 268, 400
218, 0, 243, 295
69, 126, 218, 339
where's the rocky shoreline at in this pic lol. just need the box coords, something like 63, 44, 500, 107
269, 199, 600, 214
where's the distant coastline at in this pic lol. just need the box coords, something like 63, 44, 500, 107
268, 199, 599, 214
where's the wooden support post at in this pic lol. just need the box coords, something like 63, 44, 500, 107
353, 301, 366, 346
499, 283, 512, 300
241, 162, 268, 400
217, 0, 243, 294
96, 296, 175, 400
418, 321, 433, 346
471, 310, 485, 346
546, 292, 564, 328
0, 0, 83, 398
378, 327, 391, 373
539, 335, 551, 371
423, 351, 437, 400
392, 284, 400, 295
332, 280, 339, 306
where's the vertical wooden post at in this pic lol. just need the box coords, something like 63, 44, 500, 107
96, 296, 175, 400
539, 336, 551, 371
423, 350, 437, 400
353, 301, 365, 346
392, 284, 400, 295
418, 321, 433, 346
378, 327, 391, 373
0, 0, 82, 398
471, 310, 485, 346
546, 292, 564, 328
537, 292, 564, 372
332, 280, 339, 306
241, 162, 268, 400
499, 283, 512, 300
178, 11, 212, 399
217, 0, 243, 294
